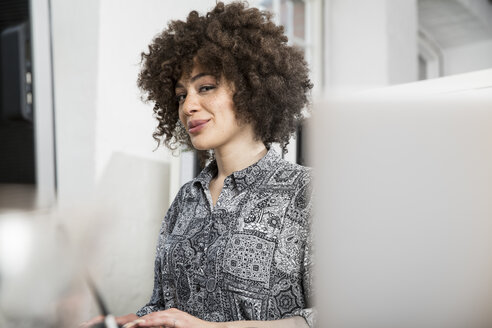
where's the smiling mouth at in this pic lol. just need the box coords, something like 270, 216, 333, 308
188, 119, 210, 134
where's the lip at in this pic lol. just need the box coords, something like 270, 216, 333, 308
188, 119, 210, 134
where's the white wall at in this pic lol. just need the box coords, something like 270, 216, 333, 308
444, 39, 492, 75
325, 0, 418, 90
387, 0, 419, 85
51, 0, 100, 205
418, 0, 492, 78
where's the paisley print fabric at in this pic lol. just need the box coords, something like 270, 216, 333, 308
136, 149, 314, 326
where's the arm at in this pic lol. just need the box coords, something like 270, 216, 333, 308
135, 186, 185, 316
297, 169, 316, 327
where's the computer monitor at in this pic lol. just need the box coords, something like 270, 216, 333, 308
312, 69, 492, 328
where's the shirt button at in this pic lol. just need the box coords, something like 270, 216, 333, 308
206, 278, 216, 292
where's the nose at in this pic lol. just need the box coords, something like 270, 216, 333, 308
181, 91, 200, 116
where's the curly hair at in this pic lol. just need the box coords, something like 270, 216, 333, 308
138, 1, 313, 153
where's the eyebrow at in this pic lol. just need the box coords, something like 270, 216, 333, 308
175, 72, 212, 89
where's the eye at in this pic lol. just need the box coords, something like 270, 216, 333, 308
175, 93, 186, 104
199, 85, 215, 92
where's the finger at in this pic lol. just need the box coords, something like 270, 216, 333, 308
134, 317, 175, 328
122, 319, 145, 328
133, 309, 188, 328
117, 313, 140, 325
79, 315, 104, 327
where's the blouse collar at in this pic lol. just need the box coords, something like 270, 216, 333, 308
193, 148, 280, 192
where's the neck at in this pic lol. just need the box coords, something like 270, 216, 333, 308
214, 138, 267, 179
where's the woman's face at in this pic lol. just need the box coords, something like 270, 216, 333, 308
175, 65, 250, 151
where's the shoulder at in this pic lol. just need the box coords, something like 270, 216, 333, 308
258, 156, 313, 215
161, 180, 197, 234
271, 157, 312, 190
166, 179, 198, 216
171, 180, 194, 204
178, 179, 196, 197
272, 159, 313, 221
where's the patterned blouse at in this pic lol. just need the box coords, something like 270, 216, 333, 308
136, 149, 314, 326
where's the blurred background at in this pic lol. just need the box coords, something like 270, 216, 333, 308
0, 0, 491, 326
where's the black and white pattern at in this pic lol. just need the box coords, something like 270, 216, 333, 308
137, 149, 314, 326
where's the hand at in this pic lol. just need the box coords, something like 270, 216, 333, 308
79, 313, 139, 327
79, 315, 104, 328
123, 308, 217, 328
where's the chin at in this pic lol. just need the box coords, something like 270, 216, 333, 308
190, 139, 214, 151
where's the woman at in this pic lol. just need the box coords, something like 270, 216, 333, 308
84, 1, 313, 327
